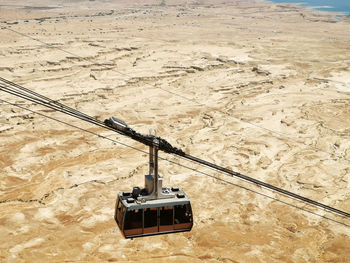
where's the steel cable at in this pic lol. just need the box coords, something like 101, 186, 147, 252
1, 77, 350, 219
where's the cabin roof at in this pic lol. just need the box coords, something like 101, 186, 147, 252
118, 187, 191, 209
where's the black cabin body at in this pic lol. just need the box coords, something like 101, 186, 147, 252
115, 189, 193, 238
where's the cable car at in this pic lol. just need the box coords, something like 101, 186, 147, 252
115, 188, 193, 238
107, 116, 193, 238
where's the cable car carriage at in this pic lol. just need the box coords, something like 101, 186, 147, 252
106, 117, 193, 238
115, 187, 193, 238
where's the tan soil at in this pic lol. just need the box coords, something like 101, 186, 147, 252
0, 0, 350, 262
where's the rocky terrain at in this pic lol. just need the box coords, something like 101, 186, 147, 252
0, 0, 350, 262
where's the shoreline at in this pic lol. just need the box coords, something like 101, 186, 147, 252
266, 0, 350, 17
1, 0, 350, 24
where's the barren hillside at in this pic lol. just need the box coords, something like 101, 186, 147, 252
1, 0, 350, 262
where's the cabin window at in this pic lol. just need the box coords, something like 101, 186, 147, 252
174, 204, 192, 224
124, 209, 143, 230
159, 206, 174, 231
143, 207, 158, 234
115, 199, 124, 228
117, 200, 122, 210
144, 208, 157, 228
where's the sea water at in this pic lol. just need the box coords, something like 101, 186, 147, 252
268, 0, 350, 16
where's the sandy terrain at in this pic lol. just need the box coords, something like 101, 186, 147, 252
1, 0, 350, 262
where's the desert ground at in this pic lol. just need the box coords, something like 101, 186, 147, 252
1, 0, 350, 262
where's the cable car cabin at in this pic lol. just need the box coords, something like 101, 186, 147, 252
115, 188, 193, 238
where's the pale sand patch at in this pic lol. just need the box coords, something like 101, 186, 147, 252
9, 237, 45, 254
